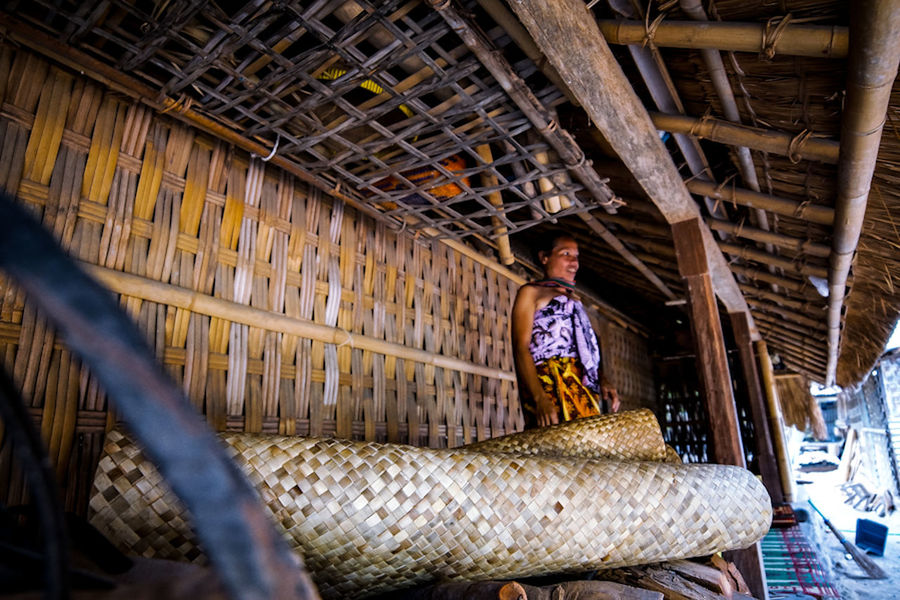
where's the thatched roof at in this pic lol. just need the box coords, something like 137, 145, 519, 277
1, 0, 897, 386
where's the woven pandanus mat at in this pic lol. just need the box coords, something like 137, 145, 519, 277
90, 429, 772, 599
464, 409, 667, 461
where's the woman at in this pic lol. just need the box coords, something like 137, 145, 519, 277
512, 234, 619, 428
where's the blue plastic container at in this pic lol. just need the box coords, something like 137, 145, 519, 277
855, 518, 888, 556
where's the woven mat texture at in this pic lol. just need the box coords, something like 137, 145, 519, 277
464, 409, 666, 460
90, 426, 772, 598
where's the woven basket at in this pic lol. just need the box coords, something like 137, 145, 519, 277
90, 424, 772, 599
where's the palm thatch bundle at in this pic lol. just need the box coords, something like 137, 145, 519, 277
775, 373, 827, 440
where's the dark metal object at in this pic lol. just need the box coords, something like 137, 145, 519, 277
0, 365, 70, 599
0, 192, 320, 600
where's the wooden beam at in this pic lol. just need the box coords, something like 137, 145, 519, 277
707, 218, 831, 258
598, 19, 848, 58
672, 218, 745, 467
730, 311, 784, 504
651, 112, 839, 164
687, 180, 835, 226
504, 0, 752, 320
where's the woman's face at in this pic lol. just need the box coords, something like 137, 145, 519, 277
541, 237, 579, 283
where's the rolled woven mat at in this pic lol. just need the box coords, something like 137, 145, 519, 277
90, 429, 772, 599
464, 409, 667, 461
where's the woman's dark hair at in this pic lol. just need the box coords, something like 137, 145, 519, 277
534, 232, 576, 263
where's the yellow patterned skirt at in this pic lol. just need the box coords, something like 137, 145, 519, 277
526, 356, 602, 427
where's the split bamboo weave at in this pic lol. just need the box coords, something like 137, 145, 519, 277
90, 428, 772, 599
465, 409, 667, 461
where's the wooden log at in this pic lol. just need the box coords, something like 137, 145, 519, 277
518, 580, 664, 600
723, 544, 769, 600
672, 217, 744, 467
663, 560, 733, 598
600, 566, 726, 600
388, 580, 528, 600
597, 19, 848, 58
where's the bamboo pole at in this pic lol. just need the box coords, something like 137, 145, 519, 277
729, 265, 819, 297
739, 284, 826, 314
650, 112, 839, 164
706, 218, 831, 258
687, 180, 834, 226
83, 263, 516, 382
756, 340, 795, 503
533, 150, 564, 213
745, 297, 827, 332
825, 0, 900, 385
716, 242, 828, 279
475, 144, 515, 265
597, 19, 848, 59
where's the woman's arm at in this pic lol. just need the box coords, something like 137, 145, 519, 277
511, 285, 558, 427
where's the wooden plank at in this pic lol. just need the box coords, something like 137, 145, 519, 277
672, 217, 744, 467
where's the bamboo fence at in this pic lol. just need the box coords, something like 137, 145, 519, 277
0, 45, 654, 515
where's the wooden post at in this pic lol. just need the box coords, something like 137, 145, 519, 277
730, 311, 784, 505
671, 217, 744, 467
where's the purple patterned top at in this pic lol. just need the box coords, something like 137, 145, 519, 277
529, 293, 602, 393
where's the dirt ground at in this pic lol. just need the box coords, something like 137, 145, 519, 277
792, 467, 899, 600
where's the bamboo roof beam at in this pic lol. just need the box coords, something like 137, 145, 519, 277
707, 219, 832, 258
717, 242, 829, 280
651, 112, 840, 164
687, 180, 835, 226
498, 0, 753, 323
597, 19, 848, 59
739, 285, 827, 314
756, 325, 829, 358
758, 331, 828, 367
753, 304, 827, 333
729, 265, 821, 297
826, 0, 900, 385
756, 335, 827, 366
747, 298, 827, 332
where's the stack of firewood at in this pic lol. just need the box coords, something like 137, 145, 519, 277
386, 556, 755, 600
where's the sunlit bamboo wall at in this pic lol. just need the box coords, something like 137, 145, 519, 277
0, 46, 529, 514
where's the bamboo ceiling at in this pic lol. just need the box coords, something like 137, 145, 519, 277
1, 0, 898, 386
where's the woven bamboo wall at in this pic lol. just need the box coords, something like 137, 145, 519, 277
0, 46, 530, 514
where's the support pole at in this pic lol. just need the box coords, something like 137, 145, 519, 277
730, 311, 784, 505
757, 340, 795, 503
671, 218, 745, 467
